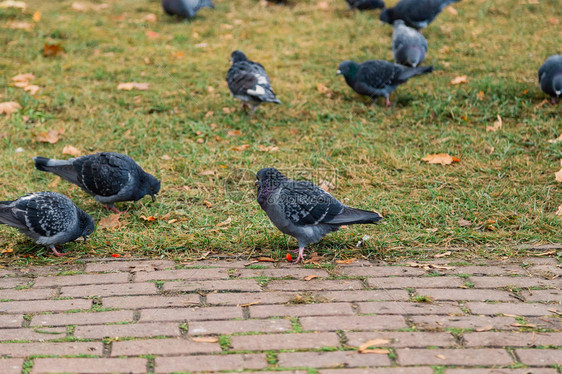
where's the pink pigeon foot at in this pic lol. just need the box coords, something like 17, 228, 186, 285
385, 97, 392, 108
49, 246, 66, 257
551, 97, 557, 105
104, 205, 122, 214
293, 247, 306, 264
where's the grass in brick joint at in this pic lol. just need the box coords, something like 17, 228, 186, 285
0, 0, 561, 267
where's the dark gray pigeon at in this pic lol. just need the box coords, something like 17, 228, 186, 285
337, 59, 433, 107
346, 0, 385, 11
0, 192, 94, 257
256, 168, 382, 263
380, 0, 460, 29
34, 152, 161, 213
392, 20, 428, 67
226, 50, 281, 116
538, 54, 562, 105
162, 0, 214, 20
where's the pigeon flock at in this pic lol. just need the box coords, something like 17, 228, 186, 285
1, 0, 560, 263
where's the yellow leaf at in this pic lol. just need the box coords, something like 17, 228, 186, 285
233, 144, 250, 151
421, 153, 460, 165
450, 75, 467, 85
98, 213, 122, 229
62, 145, 81, 157
32, 10, 41, 22
192, 337, 218, 343
486, 115, 502, 132
0, 101, 22, 116
117, 82, 149, 91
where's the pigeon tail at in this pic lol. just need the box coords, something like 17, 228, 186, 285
33, 156, 81, 186
398, 65, 433, 81
327, 206, 383, 226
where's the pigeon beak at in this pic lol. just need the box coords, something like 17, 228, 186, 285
151, 194, 156, 202
336, 70, 342, 75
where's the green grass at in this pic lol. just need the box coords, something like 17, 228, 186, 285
0, 0, 560, 266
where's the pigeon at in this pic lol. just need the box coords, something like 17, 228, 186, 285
392, 20, 428, 67
162, 0, 214, 20
538, 54, 562, 105
337, 59, 433, 107
34, 152, 161, 213
226, 50, 281, 116
256, 168, 382, 263
346, 0, 385, 11
0, 192, 94, 257
380, 0, 460, 29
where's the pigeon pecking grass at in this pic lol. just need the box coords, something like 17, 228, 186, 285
392, 20, 428, 67
256, 168, 382, 264
345, 0, 385, 11
337, 59, 433, 107
0, 192, 94, 257
380, 0, 461, 29
162, 0, 214, 20
538, 54, 562, 105
34, 152, 161, 213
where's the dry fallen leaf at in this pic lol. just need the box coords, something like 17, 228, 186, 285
0, 1, 26, 9
23, 85, 40, 95
422, 153, 460, 165
62, 145, 81, 157
317, 1, 329, 9
227, 130, 241, 136
257, 145, 279, 152
216, 217, 232, 227
145, 30, 159, 38
450, 75, 467, 85
474, 325, 494, 332
6, 21, 33, 29
43, 43, 65, 57
35, 127, 65, 144
547, 134, 562, 144
434, 251, 452, 258
556, 204, 562, 216
408, 262, 455, 271
140, 215, 157, 221
256, 257, 276, 262
436, 354, 447, 360
457, 218, 472, 227
0, 101, 22, 116
335, 258, 356, 264
32, 10, 41, 22
203, 200, 213, 208
143, 13, 157, 22
316, 83, 334, 98
303, 275, 318, 281
12, 73, 35, 82
233, 144, 250, 151
486, 115, 503, 132
357, 339, 391, 353
511, 323, 537, 328
192, 337, 218, 343
161, 154, 172, 160
239, 301, 261, 307
555, 168, 562, 183
117, 82, 149, 91
98, 213, 122, 229
446, 6, 458, 15
198, 170, 215, 176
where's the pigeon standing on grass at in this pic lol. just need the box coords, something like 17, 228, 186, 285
380, 0, 460, 29
538, 54, 562, 105
337, 59, 433, 107
346, 0, 385, 11
226, 50, 281, 116
0, 192, 94, 257
392, 20, 428, 67
256, 168, 382, 264
34, 152, 161, 213
162, 0, 214, 20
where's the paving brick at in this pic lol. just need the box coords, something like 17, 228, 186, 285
111, 338, 220, 356
367, 276, 463, 289
347, 331, 456, 348
527, 316, 562, 330
0, 314, 23, 328
339, 266, 427, 277
471, 276, 558, 289
155, 353, 267, 373
139, 306, 243, 322
85, 259, 175, 272
454, 266, 526, 276
519, 257, 559, 265
188, 260, 274, 268
464, 332, 562, 347
515, 349, 562, 366
0, 299, 91, 313
163, 279, 261, 292
240, 372, 307, 374
206, 291, 295, 305
466, 302, 554, 316
250, 303, 354, 318
0, 288, 55, 301
396, 348, 513, 366
134, 268, 229, 281
32, 358, 147, 373
0, 327, 66, 341
103, 294, 200, 309
411, 315, 517, 330
235, 268, 330, 278
189, 318, 292, 335
520, 289, 561, 302
34, 272, 129, 288
415, 288, 513, 301
0, 342, 103, 357
316, 289, 411, 302
300, 315, 408, 331
267, 279, 364, 291
231, 332, 340, 350
31, 310, 134, 327
358, 301, 463, 315
320, 369, 434, 374
0, 358, 24, 374
277, 351, 391, 368
446, 369, 559, 374
527, 264, 562, 277
74, 322, 180, 339
60, 282, 157, 297
0, 277, 32, 289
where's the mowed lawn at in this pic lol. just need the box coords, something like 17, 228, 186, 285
0, 0, 560, 265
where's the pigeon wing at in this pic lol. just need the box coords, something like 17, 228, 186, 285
76, 153, 132, 197
15, 193, 74, 237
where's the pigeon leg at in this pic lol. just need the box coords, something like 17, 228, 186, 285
551, 97, 557, 105
385, 96, 392, 108
49, 245, 66, 257
293, 247, 306, 264
104, 205, 122, 214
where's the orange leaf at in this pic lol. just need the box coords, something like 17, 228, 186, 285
233, 144, 250, 151
140, 215, 157, 221
99, 213, 122, 229
23, 85, 40, 95
0, 101, 22, 116
62, 145, 81, 157
227, 130, 241, 136
450, 75, 467, 85
145, 30, 159, 38
422, 153, 460, 165
256, 257, 276, 262
32, 10, 41, 22
43, 43, 65, 57
446, 6, 458, 15
203, 200, 213, 208
111, 253, 121, 258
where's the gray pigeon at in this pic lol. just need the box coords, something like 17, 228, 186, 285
34, 152, 161, 213
0, 192, 94, 257
226, 50, 281, 116
346, 0, 385, 11
380, 0, 460, 29
256, 168, 382, 263
538, 54, 562, 105
162, 0, 214, 20
337, 59, 433, 107
392, 20, 428, 67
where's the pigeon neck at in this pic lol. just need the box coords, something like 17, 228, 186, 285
344, 64, 360, 85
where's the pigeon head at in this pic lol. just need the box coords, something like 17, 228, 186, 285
230, 50, 248, 64
136, 172, 161, 202
379, 8, 396, 24
77, 209, 95, 241
256, 168, 287, 203
337, 61, 360, 84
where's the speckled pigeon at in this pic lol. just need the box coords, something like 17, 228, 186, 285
34, 152, 161, 213
226, 50, 281, 116
392, 20, 428, 67
0, 192, 94, 257
538, 54, 562, 104
380, 0, 460, 29
162, 0, 214, 20
346, 0, 385, 11
256, 168, 382, 263
337, 59, 433, 107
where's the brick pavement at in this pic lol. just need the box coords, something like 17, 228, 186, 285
0, 255, 560, 374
